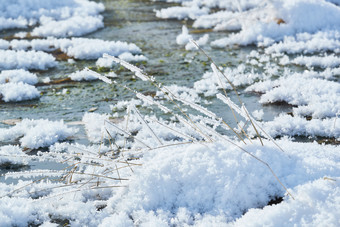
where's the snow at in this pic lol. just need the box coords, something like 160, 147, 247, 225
69, 69, 98, 81
31, 15, 103, 38
0, 38, 144, 61
82, 112, 110, 143
156, 0, 340, 55
0, 145, 28, 166
0, 0, 104, 37
246, 75, 340, 118
0, 82, 40, 102
250, 115, 340, 138
176, 25, 209, 50
233, 177, 340, 226
1, 0, 340, 226
211, 0, 340, 47
156, 6, 209, 20
0, 50, 57, 70
0, 69, 38, 85
1, 135, 339, 226
0, 119, 77, 149
194, 64, 269, 97
292, 54, 340, 68
60, 38, 142, 60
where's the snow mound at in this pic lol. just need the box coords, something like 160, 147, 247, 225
69, 69, 98, 81
100, 138, 339, 226
292, 54, 340, 68
0, 82, 40, 102
0, 50, 57, 70
0, 119, 77, 149
246, 75, 340, 118
31, 15, 103, 38
0, 69, 38, 85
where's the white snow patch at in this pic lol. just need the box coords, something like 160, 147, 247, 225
0, 50, 57, 70
69, 69, 98, 81
0, 82, 40, 102
0, 119, 77, 149
0, 69, 38, 85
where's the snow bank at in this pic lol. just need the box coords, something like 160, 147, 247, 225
0, 50, 57, 70
0, 0, 104, 37
0, 117, 339, 226
0, 119, 77, 149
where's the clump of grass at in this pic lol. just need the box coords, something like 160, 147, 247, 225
92, 43, 294, 199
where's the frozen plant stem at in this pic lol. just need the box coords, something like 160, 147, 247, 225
190, 39, 264, 146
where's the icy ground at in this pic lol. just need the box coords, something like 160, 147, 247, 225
0, 0, 340, 226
